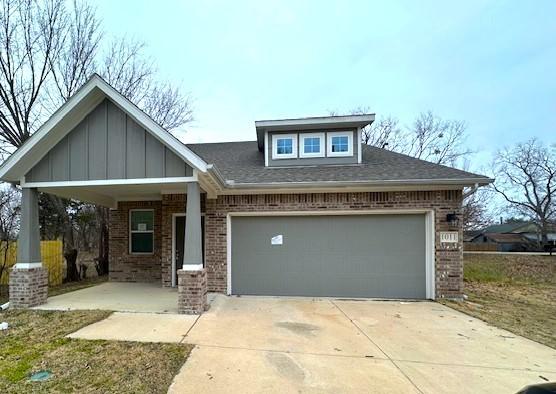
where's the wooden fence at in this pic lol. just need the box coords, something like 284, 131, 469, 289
0, 240, 64, 286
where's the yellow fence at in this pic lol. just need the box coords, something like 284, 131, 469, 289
0, 240, 64, 286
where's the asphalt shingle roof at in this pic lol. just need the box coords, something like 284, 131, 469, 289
186, 141, 491, 186
187, 141, 488, 184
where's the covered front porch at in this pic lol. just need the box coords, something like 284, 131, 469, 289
1, 75, 217, 314
12, 180, 209, 314
32, 282, 180, 314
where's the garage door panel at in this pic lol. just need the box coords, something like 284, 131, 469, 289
231, 214, 427, 299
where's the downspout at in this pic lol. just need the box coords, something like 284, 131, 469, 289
462, 183, 479, 199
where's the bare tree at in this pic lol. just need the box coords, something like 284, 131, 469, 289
0, 0, 66, 156
344, 107, 471, 166
48, 0, 100, 103
362, 116, 403, 150
100, 37, 153, 104
0, 184, 19, 296
405, 111, 471, 165
492, 139, 556, 244
143, 81, 193, 130
462, 189, 492, 231
0, 0, 195, 282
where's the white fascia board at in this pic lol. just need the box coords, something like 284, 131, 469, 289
22, 176, 197, 188
0, 74, 208, 182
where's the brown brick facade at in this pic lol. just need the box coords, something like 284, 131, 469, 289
109, 190, 463, 299
109, 201, 162, 282
177, 268, 208, 314
9, 267, 48, 308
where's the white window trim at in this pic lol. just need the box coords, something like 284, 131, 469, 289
272, 134, 298, 160
129, 209, 155, 255
327, 131, 353, 157
299, 132, 325, 158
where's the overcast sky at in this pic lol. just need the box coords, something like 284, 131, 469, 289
96, 0, 555, 172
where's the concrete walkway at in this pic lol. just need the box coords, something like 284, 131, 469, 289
68, 312, 198, 342
33, 282, 178, 313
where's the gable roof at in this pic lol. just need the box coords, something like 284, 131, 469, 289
188, 141, 493, 188
0, 74, 207, 183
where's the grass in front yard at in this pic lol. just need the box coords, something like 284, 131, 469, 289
445, 253, 556, 349
0, 309, 192, 393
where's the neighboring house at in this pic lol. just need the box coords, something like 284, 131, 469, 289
469, 222, 556, 252
0, 74, 492, 313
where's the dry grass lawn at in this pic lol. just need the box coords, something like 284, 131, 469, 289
0, 309, 192, 393
445, 253, 556, 349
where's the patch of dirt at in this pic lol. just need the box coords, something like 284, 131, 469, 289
445, 254, 556, 349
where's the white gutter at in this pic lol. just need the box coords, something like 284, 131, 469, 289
223, 177, 494, 189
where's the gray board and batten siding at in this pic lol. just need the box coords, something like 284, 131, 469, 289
25, 98, 192, 182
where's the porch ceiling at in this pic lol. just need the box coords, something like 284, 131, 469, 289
39, 181, 208, 208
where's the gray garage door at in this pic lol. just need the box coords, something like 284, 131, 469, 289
231, 214, 427, 299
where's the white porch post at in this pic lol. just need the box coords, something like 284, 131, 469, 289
10, 187, 48, 308
183, 181, 203, 270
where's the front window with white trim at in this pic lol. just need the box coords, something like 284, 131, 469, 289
300, 132, 325, 158
272, 134, 297, 159
130, 209, 154, 254
327, 132, 353, 157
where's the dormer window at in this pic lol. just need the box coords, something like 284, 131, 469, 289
272, 134, 297, 159
327, 132, 353, 157
300, 132, 324, 158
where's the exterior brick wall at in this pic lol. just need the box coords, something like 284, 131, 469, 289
9, 267, 48, 308
109, 190, 464, 299
109, 201, 162, 282
177, 268, 208, 314
202, 191, 463, 299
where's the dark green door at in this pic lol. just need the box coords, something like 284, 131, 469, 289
231, 214, 427, 299
174, 216, 206, 286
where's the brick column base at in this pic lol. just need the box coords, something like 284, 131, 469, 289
9, 266, 48, 308
177, 268, 208, 314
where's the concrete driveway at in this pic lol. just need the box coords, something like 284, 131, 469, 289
168, 295, 556, 394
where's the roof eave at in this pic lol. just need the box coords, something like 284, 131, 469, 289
219, 177, 494, 190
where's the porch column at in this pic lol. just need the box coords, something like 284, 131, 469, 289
177, 181, 207, 314
183, 181, 203, 269
9, 188, 48, 308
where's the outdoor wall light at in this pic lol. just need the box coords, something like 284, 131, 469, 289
446, 213, 459, 227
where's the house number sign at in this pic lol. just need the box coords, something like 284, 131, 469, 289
440, 231, 458, 243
